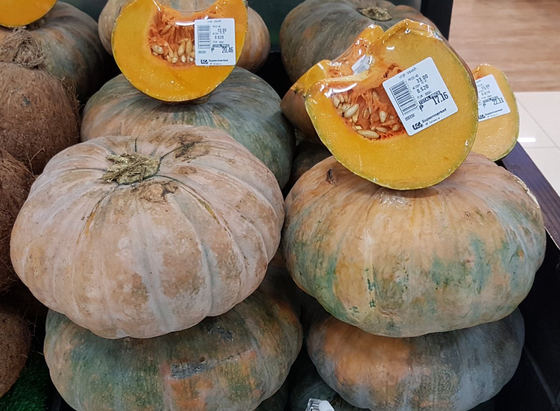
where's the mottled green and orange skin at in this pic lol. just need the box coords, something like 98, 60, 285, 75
0, 2, 109, 101
283, 153, 546, 337
306, 305, 522, 411
280, 0, 434, 82
255, 379, 289, 411
81, 69, 294, 188
44, 267, 303, 411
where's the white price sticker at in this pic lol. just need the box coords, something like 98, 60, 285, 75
382, 57, 458, 136
476, 74, 510, 122
351, 54, 372, 75
194, 18, 236, 66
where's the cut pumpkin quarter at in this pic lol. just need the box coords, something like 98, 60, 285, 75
304, 19, 479, 190
112, 0, 248, 102
0, 0, 57, 27
471, 64, 519, 161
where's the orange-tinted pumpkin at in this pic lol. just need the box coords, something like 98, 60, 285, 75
283, 153, 545, 337
11, 125, 284, 339
0, 0, 57, 28
306, 304, 523, 411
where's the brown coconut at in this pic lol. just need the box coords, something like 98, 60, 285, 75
0, 305, 31, 398
0, 30, 79, 173
0, 149, 33, 292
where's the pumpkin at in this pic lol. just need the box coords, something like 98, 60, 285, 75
283, 153, 546, 337
288, 324, 497, 411
111, 0, 247, 102
304, 19, 478, 189
286, 141, 330, 193
306, 303, 523, 411
0, 2, 110, 102
100, 0, 269, 73
0, 150, 34, 292
0, 62, 79, 173
0, 305, 31, 398
44, 266, 302, 411
256, 380, 289, 411
281, 25, 384, 143
280, 0, 434, 83
11, 125, 284, 339
471, 64, 519, 161
0, 0, 57, 28
237, 7, 270, 73
81, 68, 295, 188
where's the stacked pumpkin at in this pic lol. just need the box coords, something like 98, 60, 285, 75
5, 1, 303, 409
279, 2, 545, 410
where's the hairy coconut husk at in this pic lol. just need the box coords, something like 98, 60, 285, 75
0, 150, 33, 292
0, 304, 31, 398
0, 62, 79, 174
0, 28, 44, 69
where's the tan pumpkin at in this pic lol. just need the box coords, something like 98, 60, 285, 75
11, 125, 284, 339
283, 153, 546, 337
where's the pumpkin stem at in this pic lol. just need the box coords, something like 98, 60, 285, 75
0, 28, 45, 69
357, 7, 392, 22
102, 153, 160, 185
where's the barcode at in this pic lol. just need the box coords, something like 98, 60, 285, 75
389, 80, 417, 115
197, 24, 211, 49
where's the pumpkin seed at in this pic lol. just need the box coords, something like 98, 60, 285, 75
178, 42, 185, 56
392, 124, 401, 131
379, 110, 387, 123
151, 44, 164, 55
161, 24, 172, 35
172, 57, 178, 64
372, 90, 379, 100
352, 113, 359, 122
358, 130, 380, 138
181, 55, 187, 63
344, 104, 359, 118
376, 126, 389, 133
186, 40, 193, 54
332, 95, 341, 107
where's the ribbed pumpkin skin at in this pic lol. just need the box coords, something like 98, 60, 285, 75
307, 307, 523, 411
0, 2, 110, 101
283, 154, 546, 337
280, 0, 434, 82
81, 69, 294, 188
11, 125, 284, 339
44, 268, 303, 411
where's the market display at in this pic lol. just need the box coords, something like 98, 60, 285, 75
0, 0, 545, 409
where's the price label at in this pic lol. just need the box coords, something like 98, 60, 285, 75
382, 57, 458, 136
194, 18, 236, 66
476, 74, 511, 122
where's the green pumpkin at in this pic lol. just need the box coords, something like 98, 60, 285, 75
0, 2, 110, 101
256, 380, 290, 411
44, 266, 302, 411
81, 68, 295, 188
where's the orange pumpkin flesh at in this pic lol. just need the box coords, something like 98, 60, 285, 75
305, 20, 479, 190
472, 64, 519, 161
0, 0, 57, 28
112, 0, 248, 102
281, 25, 384, 143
